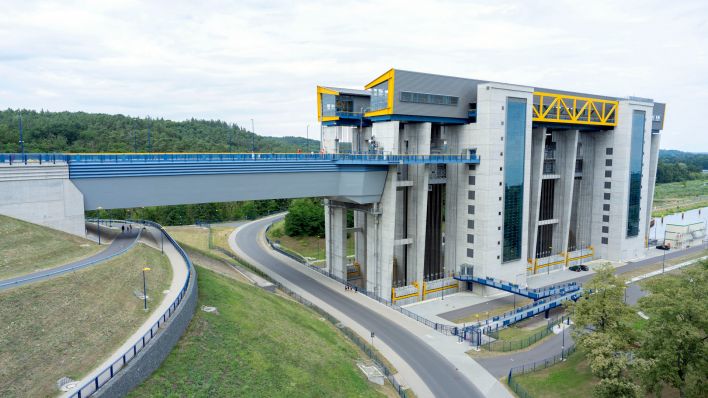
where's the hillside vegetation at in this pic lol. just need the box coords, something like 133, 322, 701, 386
0, 215, 100, 279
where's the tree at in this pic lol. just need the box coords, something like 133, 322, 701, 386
569, 264, 639, 398
635, 263, 708, 398
283, 199, 324, 237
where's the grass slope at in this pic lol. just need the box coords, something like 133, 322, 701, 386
652, 179, 708, 217
0, 214, 101, 279
130, 266, 386, 398
512, 351, 596, 398
0, 243, 171, 398
267, 220, 354, 261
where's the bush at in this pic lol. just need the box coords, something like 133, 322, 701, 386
284, 199, 324, 237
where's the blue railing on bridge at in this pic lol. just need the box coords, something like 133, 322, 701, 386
0, 152, 480, 165
454, 274, 580, 300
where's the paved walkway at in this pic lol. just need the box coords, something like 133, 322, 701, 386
61, 225, 189, 398
230, 214, 511, 398
0, 228, 141, 292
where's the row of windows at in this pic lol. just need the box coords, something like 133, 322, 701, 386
602, 148, 613, 245
400, 91, 459, 106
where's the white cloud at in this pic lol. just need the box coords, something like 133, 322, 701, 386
0, 0, 706, 150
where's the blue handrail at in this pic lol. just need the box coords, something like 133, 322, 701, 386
68, 219, 193, 398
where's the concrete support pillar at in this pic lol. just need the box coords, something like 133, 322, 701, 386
558, 130, 579, 260
527, 127, 546, 263
325, 202, 347, 280
365, 167, 397, 300
354, 211, 367, 283
645, 133, 661, 242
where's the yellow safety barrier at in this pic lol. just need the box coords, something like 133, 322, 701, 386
391, 281, 419, 303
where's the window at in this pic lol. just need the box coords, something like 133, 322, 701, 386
468, 205, 475, 215
604, 193, 611, 200
321, 94, 336, 117
603, 215, 610, 222
467, 234, 474, 244
601, 237, 609, 244
606, 159, 613, 167
604, 181, 611, 189
468, 191, 475, 200
469, 175, 476, 185
467, 248, 474, 258
468, 164, 476, 171
603, 204, 610, 211
602, 226, 609, 233
606, 147, 613, 155
370, 81, 389, 111
468, 220, 475, 229
605, 170, 612, 178
400, 91, 459, 106
627, 110, 645, 237
502, 98, 526, 262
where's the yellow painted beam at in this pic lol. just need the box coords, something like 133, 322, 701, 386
532, 91, 618, 127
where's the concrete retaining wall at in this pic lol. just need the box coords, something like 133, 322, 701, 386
93, 262, 198, 397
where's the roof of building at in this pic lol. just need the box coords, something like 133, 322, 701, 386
322, 86, 370, 97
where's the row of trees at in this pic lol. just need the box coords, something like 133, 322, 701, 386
86, 199, 290, 226
0, 109, 318, 153
656, 150, 708, 183
570, 263, 707, 397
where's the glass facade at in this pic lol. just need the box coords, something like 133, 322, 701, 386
321, 94, 336, 117
370, 81, 389, 111
626, 110, 645, 237
400, 91, 459, 106
502, 97, 527, 262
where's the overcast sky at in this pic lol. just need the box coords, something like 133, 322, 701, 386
1, 0, 706, 151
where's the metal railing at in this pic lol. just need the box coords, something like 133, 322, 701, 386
483, 314, 570, 352
507, 346, 577, 398
68, 219, 193, 398
0, 152, 480, 165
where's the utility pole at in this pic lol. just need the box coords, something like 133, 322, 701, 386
251, 118, 255, 152
147, 117, 152, 153
18, 113, 25, 155
306, 124, 309, 153
142, 267, 151, 310
133, 129, 137, 152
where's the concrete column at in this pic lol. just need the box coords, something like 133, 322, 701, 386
324, 199, 332, 273
365, 167, 397, 300
645, 132, 661, 243
527, 127, 546, 263
557, 130, 579, 260
330, 206, 347, 280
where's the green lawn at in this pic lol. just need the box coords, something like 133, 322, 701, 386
497, 322, 549, 341
267, 220, 355, 261
130, 266, 387, 397
0, 244, 171, 398
512, 351, 596, 398
0, 214, 101, 279
652, 179, 708, 217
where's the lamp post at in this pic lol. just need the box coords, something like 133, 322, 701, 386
306, 124, 309, 153
359, 106, 369, 154
142, 267, 151, 310
97, 206, 103, 245
18, 113, 25, 155
561, 321, 566, 360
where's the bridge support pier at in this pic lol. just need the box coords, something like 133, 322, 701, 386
325, 200, 348, 281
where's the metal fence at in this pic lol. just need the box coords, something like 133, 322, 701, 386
507, 346, 577, 398
68, 219, 194, 398
483, 314, 570, 352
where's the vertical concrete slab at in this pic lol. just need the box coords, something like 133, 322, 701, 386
557, 130, 579, 260
527, 127, 546, 265
331, 206, 348, 280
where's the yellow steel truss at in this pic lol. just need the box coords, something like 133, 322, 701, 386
532, 92, 618, 127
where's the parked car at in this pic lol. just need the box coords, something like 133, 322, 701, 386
580, 264, 589, 271
569, 265, 582, 272
656, 244, 671, 250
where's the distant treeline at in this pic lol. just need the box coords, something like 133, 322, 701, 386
657, 149, 707, 183
86, 200, 291, 226
0, 109, 318, 153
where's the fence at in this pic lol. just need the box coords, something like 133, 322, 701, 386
507, 346, 577, 398
68, 219, 194, 398
483, 314, 570, 352
263, 223, 460, 337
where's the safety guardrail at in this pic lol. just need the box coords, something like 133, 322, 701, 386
264, 223, 460, 337
454, 273, 580, 300
0, 152, 480, 165
68, 219, 193, 398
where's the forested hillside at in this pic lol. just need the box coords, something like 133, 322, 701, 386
656, 149, 707, 183
0, 109, 318, 153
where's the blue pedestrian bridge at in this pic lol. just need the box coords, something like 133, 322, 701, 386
1, 152, 479, 209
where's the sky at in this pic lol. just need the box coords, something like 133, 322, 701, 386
1, 0, 706, 151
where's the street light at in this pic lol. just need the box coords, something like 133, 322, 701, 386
306, 124, 309, 153
251, 118, 255, 153
97, 206, 103, 245
142, 267, 151, 311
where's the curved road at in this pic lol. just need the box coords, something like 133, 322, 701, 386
0, 228, 141, 292
233, 216, 489, 398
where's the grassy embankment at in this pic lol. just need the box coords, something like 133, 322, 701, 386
0, 214, 101, 279
652, 178, 708, 217
0, 244, 171, 397
454, 297, 533, 324
130, 265, 394, 397
266, 219, 354, 263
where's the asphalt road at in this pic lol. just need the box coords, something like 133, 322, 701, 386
234, 216, 485, 398
0, 228, 141, 292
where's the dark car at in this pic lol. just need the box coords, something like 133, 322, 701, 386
580, 264, 589, 271
656, 244, 671, 250
569, 265, 582, 272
